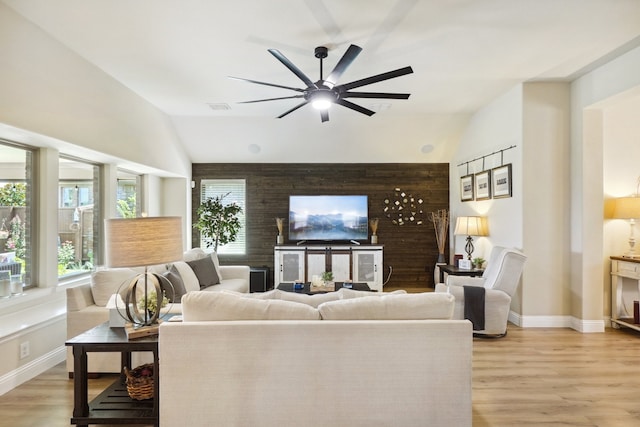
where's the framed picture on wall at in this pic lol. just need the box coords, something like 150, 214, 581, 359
492, 164, 512, 198
474, 170, 491, 200
460, 174, 474, 201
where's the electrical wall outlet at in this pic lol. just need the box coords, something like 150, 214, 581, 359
19, 341, 29, 359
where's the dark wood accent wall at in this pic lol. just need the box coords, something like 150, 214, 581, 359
191, 163, 449, 289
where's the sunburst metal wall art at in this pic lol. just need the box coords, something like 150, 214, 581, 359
383, 188, 424, 225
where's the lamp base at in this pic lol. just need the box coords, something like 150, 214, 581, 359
464, 235, 474, 260
125, 321, 162, 340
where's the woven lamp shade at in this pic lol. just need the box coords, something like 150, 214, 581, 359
105, 217, 183, 268
612, 197, 640, 220
454, 216, 489, 237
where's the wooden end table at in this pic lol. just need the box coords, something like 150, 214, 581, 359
438, 264, 485, 284
65, 321, 160, 427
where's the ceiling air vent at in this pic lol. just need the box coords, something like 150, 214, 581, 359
207, 103, 231, 111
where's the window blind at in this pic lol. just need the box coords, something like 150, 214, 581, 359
200, 179, 246, 254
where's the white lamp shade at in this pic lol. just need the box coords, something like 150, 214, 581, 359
105, 217, 183, 268
612, 197, 640, 219
454, 216, 489, 237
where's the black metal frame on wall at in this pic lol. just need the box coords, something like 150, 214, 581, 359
191, 163, 449, 289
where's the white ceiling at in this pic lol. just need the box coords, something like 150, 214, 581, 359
3, 0, 640, 164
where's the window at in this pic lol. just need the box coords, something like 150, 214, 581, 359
58, 157, 101, 279
0, 141, 34, 290
116, 170, 140, 218
200, 179, 246, 254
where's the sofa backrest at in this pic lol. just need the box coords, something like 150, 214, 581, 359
91, 267, 143, 306
181, 289, 455, 321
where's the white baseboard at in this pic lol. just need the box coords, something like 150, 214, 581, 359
0, 346, 66, 396
509, 311, 606, 333
570, 317, 606, 333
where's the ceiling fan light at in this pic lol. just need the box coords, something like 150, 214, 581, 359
312, 98, 332, 110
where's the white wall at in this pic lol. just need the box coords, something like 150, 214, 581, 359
452, 48, 640, 332
0, 4, 193, 393
572, 45, 640, 325
602, 92, 640, 317
521, 83, 571, 321
451, 82, 573, 325
0, 3, 191, 180
162, 177, 191, 250
449, 85, 523, 261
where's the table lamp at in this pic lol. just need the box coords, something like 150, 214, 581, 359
454, 216, 489, 261
105, 216, 182, 327
612, 196, 640, 258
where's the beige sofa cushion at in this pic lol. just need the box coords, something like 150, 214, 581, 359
182, 291, 321, 321
318, 292, 455, 320
91, 268, 141, 306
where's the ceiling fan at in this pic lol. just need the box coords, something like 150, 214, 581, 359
229, 44, 413, 122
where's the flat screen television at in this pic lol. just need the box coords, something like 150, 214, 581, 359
289, 195, 368, 242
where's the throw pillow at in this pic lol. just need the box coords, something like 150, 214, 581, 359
162, 265, 187, 303
186, 256, 220, 289
172, 261, 201, 292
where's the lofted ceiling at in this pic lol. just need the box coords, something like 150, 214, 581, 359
3, 0, 640, 164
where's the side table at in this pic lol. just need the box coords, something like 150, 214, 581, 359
438, 264, 484, 284
610, 256, 640, 331
65, 322, 160, 427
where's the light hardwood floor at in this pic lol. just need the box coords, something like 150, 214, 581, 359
1, 325, 639, 427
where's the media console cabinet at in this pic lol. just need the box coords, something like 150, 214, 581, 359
274, 244, 384, 291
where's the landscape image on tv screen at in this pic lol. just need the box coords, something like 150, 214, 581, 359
289, 195, 368, 241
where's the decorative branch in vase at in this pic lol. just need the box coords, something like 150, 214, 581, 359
369, 218, 379, 244
275, 217, 284, 244
428, 209, 449, 263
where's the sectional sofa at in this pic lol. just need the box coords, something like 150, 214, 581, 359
65, 248, 249, 374
159, 289, 472, 427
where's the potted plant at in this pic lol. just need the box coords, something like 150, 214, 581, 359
321, 271, 334, 284
137, 289, 168, 317
472, 257, 486, 269
194, 192, 242, 252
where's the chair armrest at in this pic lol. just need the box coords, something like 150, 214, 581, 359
434, 283, 448, 293
219, 265, 250, 281
66, 283, 95, 312
484, 288, 512, 304
446, 276, 485, 287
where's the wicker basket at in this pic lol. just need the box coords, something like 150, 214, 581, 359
124, 363, 154, 400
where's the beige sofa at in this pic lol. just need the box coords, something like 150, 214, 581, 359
159, 289, 472, 427
66, 248, 249, 374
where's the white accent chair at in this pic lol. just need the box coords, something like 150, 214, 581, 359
435, 246, 527, 337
